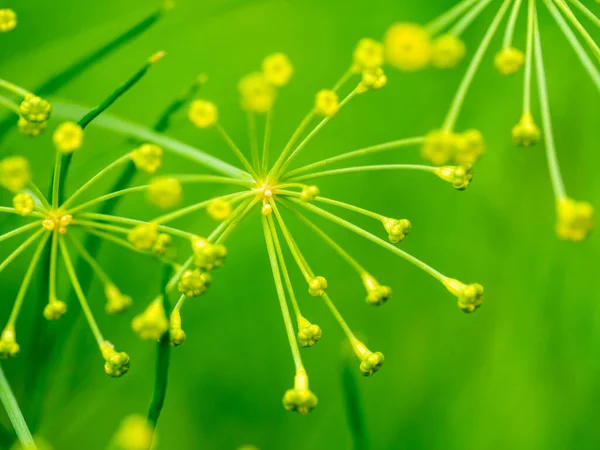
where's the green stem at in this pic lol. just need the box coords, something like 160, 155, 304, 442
269, 111, 315, 180
68, 186, 148, 214
450, 0, 493, 37
426, 0, 480, 35
215, 123, 259, 179
503, 0, 524, 48
247, 112, 260, 171
0, 222, 41, 243
261, 109, 273, 176
523, 0, 536, 113
0, 229, 45, 275
286, 164, 437, 183
554, 0, 600, 62
568, 0, 600, 28
0, 364, 37, 450
0, 94, 20, 114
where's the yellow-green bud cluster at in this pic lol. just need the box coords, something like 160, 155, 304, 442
422, 129, 485, 166
384, 23, 432, 72
105, 284, 133, 314
178, 269, 211, 297
132, 297, 169, 341
512, 112, 541, 148
53, 121, 84, 153
300, 185, 319, 203
382, 217, 411, 243
495, 47, 525, 75
0, 8, 17, 32
435, 164, 474, 191
43, 298, 67, 320
239, 73, 275, 113
307, 276, 327, 297
361, 273, 392, 306
169, 310, 186, 347
352, 340, 384, 376
101, 341, 130, 377
18, 117, 46, 137
128, 223, 159, 251
191, 237, 227, 271
357, 67, 387, 93
431, 34, 466, 69
314, 90, 339, 117
131, 143, 163, 175
297, 317, 322, 348
443, 278, 484, 313
262, 53, 294, 87
113, 414, 155, 450
152, 233, 172, 255
556, 198, 594, 242
207, 197, 232, 220
282, 371, 318, 415
13, 192, 35, 216
0, 326, 19, 359
0, 156, 31, 192
19, 95, 51, 124
148, 176, 182, 209
189, 100, 218, 128
353, 38, 384, 72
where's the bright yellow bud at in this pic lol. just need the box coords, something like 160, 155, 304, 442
314, 90, 339, 117
384, 23, 432, 72
431, 34, 466, 69
188, 99, 218, 128
556, 198, 594, 242
53, 121, 84, 153
495, 47, 525, 75
131, 143, 163, 175
262, 53, 294, 87
13, 192, 34, 216
148, 177, 182, 209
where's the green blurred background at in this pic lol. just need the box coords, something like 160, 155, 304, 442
1, 0, 599, 449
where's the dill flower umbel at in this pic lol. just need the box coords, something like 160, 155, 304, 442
396, 0, 596, 241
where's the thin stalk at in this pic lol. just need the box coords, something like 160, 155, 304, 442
27, 182, 51, 211
0, 222, 40, 243
74, 215, 197, 240
0, 79, 29, 97
66, 234, 113, 286
68, 186, 148, 214
332, 68, 355, 93
568, 0, 600, 28
153, 75, 207, 133
214, 197, 259, 244
503, 0, 524, 48
443, 0, 514, 131
270, 203, 311, 281
0, 229, 45, 274
284, 137, 425, 179
0, 95, 20, 114
450, 0, 494, 37
268, 112, 315, 180
554, 0, 600, 62
247, 112, 260, 171
261, 109, 273, 176
215, 123, 259, 179
172, 174, 255, 188
426, 0, 480, 35
286, 164, 438, 183
534, 11, 567, 200
52, 152, 62, 208
341, 359, 368, 450
523, 0, 536, 113
0, 364, 37, 450
48, 232, 59, 303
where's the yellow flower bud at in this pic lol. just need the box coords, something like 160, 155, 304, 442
282, 371, 318, 414
297, 317, 322, 348
132, 297, 169, 341
353, 38, 384, 72
494, 47, 525, 75
308, 276, 327, 297
357, 67, 387, 93
191, 237, 227, 271
384, 23, 432, 72
188, 99, 218, 128
53, 121, 84, 153
512, 112, 541, 148
19, 95, 51, 124
152, 233, 172, 255
0, 326, 19, 359
131, 143, 163, 175
261, 202, 273, 216
105, 284, 133, 314
314, 90, 339, 117
207, 197, 232, 221
443, 278, 484, 313
361, 273, 392, 306
0, 8, 17, 32
300, 185, 319, 203
169, 310, 186, 347
41, 213, 72, 235
352, 340, 384, 376
13, 192, 34, 216
101, 341, 130, 377
0, 156, 31, 193
147, 176, 182, 209
178, 269, 211, 297
238, 72, 275, 113
113, 415, 155, 450
127, 223, 159, 251
421, 129, 457, 166
455, 129, 485, 165
43, 298, 67, 320
435, 164, 474, 190
556, 198, 594, 242
17, 117, 47, 137
262, 53, 294, 87
382, 217, 411, 243
431, 34, 466, 69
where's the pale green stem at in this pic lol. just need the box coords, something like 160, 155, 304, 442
269, 111, 315, 180
27, 182, 52, 210
0, 95, 20, 114
7, 232, 51, 326
172, 294, 187, 314
523, 0, 536, 113
275, 90, 358, 179
0, 222, 41, 243
554, 0, 600, 62
504, 0, 524, 48
214, 197, 259, 244
247, 112, 260, 171
290, 198, 447, 282
67, 234, 113, 285
49, 232, 59, 303
270, 203, 311, 281
0, 364, 37, 450
171, 175, 255, 188
0, 79, 30, 97
61, 154, 131, 210
68, 186, 148, 214
286, 164, 438, 183
0, 207, 44, 219
59, 237, 104, 347
534, 10, 567, 201
261, 109, 273, 176
74, 214, 197, 240
332, 68, 355, 92
284, 137, 425, 179
443, 0, 514, 131
568, 0, 600, 28
71, 219, 129, 235
215, 123, 259, 179
262, 215, 305, 372
545, 0, 600, 91
450, 0, 494, 37
426, 0, 480, 35
52, 151, 63, 209
0, 229, 45, 274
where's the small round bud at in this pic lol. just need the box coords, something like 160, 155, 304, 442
105, 284, 133, 314
308, 276, 327, 297
207, 197, 232, 220
0, 8, 17, 32
53, 121, 84, 153
43, 298, 67, 320
239, 72, 276, 113
512, 112, 541, 148
357, 67, 387, 93
0, 326, 19, 359
431, 34, 466, 69
384, 23, 432, 72
352, 340, 384, 376
17, 117, 47, 137
422, 129, 457, 166
191, 237, 227, 271
148, 176, 182, 209
132, 297, 169, 341
353, 38, 384, 72
0, 156, 31, 192
101, 341, 130, 377
131, 143, 163, 175
13, 192, 34, 216
435, 164, 474, 191
19, 95, 51, 124
556, 198, 594, 242
443, 278, 484, 313
382, 217, 411, 243
282, 371, 318, 414
262, 53, 294, 87
113, 414, 155, 450
152, 233, 172, 255
297, 317, 322, 348
495, 47, 525, 75
169, 310, 186, 347
188, 99, 218, 128
127, 223, 159, 251
314, 90, 339, 117
178, 269, 211, 297
300, 185, 319, 203
361, 273, 392, 306
455, 129, 485, 165
261, 203, 273, 216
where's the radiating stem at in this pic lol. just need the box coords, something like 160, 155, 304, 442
215, 123, 259, 179
261, 109, 273, 176
247, 112, 260, 171
286, 164, 437, 183
0, 364, 37, 450
0, 222, 41, 243
426, 0, 480, 35
0, 229, 45, 274
523, 0, 536, 113
554, 0, 600, 62
67, 234, 113, 286
0, 95, 20, 114
568, 0, 600, 28
269, 112, 315, 179
450, 0, 494, 37
503, 0, 524, 48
